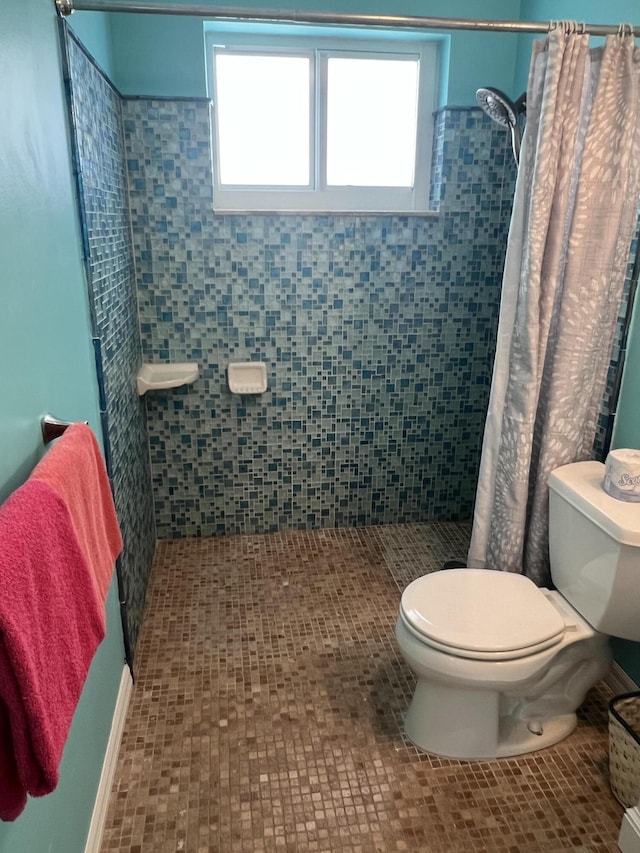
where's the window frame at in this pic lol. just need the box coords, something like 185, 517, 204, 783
206, 29, 439, 214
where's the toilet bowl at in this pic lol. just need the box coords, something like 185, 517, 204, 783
396, 461, 640, 760
396, 570, 611, 759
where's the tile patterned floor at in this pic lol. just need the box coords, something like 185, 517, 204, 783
101, 523, 624, 853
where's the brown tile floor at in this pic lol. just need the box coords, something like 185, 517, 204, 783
101, 523, 624, 853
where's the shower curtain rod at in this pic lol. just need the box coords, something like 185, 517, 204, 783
54, 1, 628, 37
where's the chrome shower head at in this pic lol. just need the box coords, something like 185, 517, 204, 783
476, 87, 527, 165
476, 87, 517, 127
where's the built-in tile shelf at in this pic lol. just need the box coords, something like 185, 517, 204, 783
136, 362, 199, 396
227, 362, 268, 395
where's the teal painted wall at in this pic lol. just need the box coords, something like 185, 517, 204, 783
611, 292, 640, 684
613, 297, 640, 451
0, 1, 125, 850
67, 10, 115, 78
107, 0, 521, 104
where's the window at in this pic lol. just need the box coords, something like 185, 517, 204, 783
215, 53, 311, 187
206, 28, 439, 213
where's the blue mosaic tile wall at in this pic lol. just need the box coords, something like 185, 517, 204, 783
122, 99, 517, 537
66, 34, 156, 656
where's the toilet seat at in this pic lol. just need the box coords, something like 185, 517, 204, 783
400, 569, 566, 661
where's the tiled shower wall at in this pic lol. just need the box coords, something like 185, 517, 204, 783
123, 101, 517, 537
65, 32, 156, 655
64, 31, 631, 548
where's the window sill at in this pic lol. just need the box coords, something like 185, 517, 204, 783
212, 208, 440, 217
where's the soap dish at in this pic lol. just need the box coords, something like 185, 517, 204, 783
228, 362, 267, 395
136, 362, 199, 396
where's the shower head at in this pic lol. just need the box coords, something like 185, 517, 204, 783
476, 87, 517, 127
476, 87, 527, 165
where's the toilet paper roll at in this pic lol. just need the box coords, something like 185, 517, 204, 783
604, 449, 640, 502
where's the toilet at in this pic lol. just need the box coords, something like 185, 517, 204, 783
396, 460, 640, 760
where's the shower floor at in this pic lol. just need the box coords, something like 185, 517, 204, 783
101, 523, 624, 852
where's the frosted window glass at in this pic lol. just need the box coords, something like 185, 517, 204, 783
326, 57, 419, 187
216, 54, 310, 186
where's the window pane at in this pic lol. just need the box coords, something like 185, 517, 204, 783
215, 53, 310, 186
326, 57, 419, 187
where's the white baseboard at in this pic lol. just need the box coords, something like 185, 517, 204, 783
84, 664, 133, 853
605, 662, 639, 697
618, 806, 640, 852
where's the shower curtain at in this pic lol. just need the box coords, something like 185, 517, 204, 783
468, 24, 640, 586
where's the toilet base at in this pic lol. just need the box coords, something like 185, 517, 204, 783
494, 711, 577, 759
396, 591, 612, 762
404, 680, 578, 760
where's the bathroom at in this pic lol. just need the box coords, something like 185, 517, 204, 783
1, 0, 640, 850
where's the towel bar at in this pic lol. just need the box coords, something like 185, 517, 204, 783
41, 415, 86, 445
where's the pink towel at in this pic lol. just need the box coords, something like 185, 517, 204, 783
31, 423, 123, 610
0, 480, 106, 820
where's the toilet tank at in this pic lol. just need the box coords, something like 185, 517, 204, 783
548, 460, 640, 642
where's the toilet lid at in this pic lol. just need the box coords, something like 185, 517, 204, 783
400, 569, 565, 655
